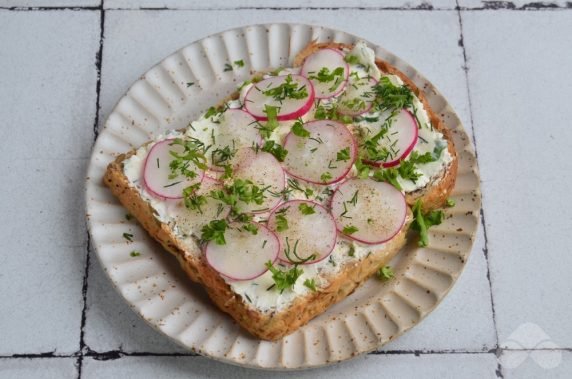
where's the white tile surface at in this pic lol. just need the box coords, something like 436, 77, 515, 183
82, 353, 499, 378
0, 10, 99, 354
91, 8, 491, 353
0, 358, 77, 379
463, 10, 572, 348
2, 0, 100, 8
103, 0, 457, 10
501, 350, 571, 379
459, 0, 570, 9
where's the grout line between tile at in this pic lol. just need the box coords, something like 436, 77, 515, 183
455, 3, 502, 378
2, 3, 572, 11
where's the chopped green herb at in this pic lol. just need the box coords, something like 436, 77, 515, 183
344, 54, 360, 64
411, 200, 444, 247
336, 147, 351, 162
210, 179, 266, 213
372, 167, 402, 190
265, 260, 303, 293
377, 266, 394, 281
130, 251, 141, 257
373, 76, 414, 113
243, 223, 259, 235
261, 140, 288, 162
234, 59, 245, 68
186, 82, 195, 88
354, 158, 371, 179
182, 183, 207, 213
125, 213, 133, 221
224, 63, 233, 72
211, 145, 236, 167
298, 203, 316, 215
291, 119, 310, 137
122, 232, 134, 242
168, 138, 208, 180
348, 245, 355, 257
320, 172, 332, 183
446, 198, 456, 207
200, 219, 228, 245
308, 66, 345, 91
262, 74, 308, 102
303, 278, 317, 292
342, 225, 359, 235
204, 106, 219, 119
256, 105, 280, 139
275, 214, 288, 232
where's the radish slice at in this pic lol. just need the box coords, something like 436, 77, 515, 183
202, 109, 262, 171
143, 138, 205, 199
169, 176, 230, 232
231, 148, 285, 213
331, 178, 407, 245
363, 109, 419, 168
300, 49, 349, 99
282, 120, 357, 185
337, 76, 378, 116
205, 223, 280, 281
243, 75, 315, 121
267, 200, 337, 264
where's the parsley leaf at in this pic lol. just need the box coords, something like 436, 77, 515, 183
201, 219, 228, 245
397, 159, 421, 183
336, 147, 351, 162
234, 59, 245, 67
261, 140, 288, 162
320, 172, 332, 183
243, 223, 259, 235
265, 260, 303, 293
123, 232, 133, 242
342, 225, 359, 235
130, 251, 140, 257
372, 167, 402, 191
168, 138, 208, 180
298, 203, 316, 215
262, 74, 308, 101
303, 278, 317, 292
308, 66, 345, 91
446, 198, 456, 207
354, 158, 371, 179
275, 214, 288, 232
344, 54, 360, 64
291, 119, 310, 137
257, 105, 280, 139
182, 183, 207, 213
210, 179, 266, 213
411, 200, 444, 247
377, 266, 394, 281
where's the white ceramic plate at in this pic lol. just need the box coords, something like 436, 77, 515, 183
86, 23, 480, 370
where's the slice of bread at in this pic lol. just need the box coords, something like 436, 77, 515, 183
103, 41, 456, 341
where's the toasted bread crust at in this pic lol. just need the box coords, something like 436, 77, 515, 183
102, 41, 455, 341
294, 42, 458, 211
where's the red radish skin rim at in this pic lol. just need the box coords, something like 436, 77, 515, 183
282, 121, 358, 185
268, 200, 338, 265
337, 77, 379, 117
331, 179, 408, 245
300, 48, 350, 100
363, 110, 419, 168
243, 75, 316, 121
143, 138, 205, 200
204, 223, 280, 281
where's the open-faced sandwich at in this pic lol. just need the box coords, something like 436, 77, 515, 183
104, 40, 458, 341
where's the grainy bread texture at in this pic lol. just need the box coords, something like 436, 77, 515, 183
103, 42, 456, 341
